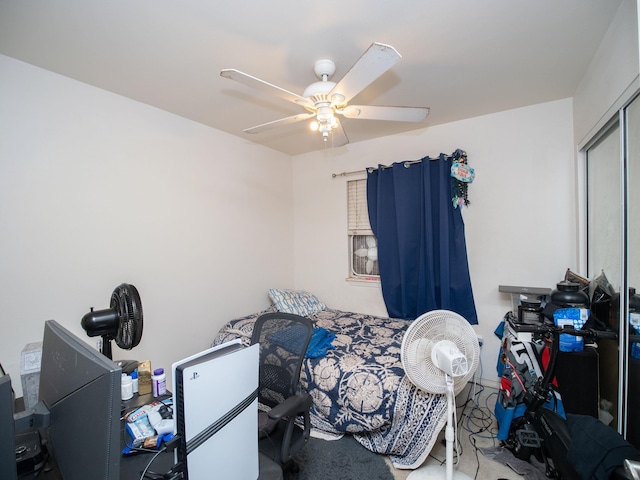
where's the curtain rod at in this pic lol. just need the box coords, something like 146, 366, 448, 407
331, 153, 453, 178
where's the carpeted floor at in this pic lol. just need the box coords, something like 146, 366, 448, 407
291, 434, 394, 480
479, 445, 547, 480
387, 382, 526, 480
288, 383, 528, 480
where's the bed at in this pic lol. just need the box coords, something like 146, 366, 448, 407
211, 304, 448, 469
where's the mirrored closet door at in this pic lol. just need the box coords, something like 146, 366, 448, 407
586, 91, 639, 447
625, 93, 639, 448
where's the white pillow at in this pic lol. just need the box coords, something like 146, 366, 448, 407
268, 289, 327, 316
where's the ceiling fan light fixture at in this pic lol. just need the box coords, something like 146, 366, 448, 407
316, 105, 333, 123
310, 120, 319, 131
319, 123, 333, 140
330, 93, 346, 108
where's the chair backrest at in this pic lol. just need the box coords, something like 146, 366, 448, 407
250, 312, 314, 409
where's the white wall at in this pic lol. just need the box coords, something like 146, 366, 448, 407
292, 98, 577, 385
573, 0, 639, 147
0, 55, 294, 396
572, 0, 639, 279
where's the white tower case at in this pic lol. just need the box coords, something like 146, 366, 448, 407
172, 340, 259, 480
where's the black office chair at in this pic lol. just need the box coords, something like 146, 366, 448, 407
251, 312, 314, 474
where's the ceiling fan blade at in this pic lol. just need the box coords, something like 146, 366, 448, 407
339, 105, 429, 122
220, 69, 314, 110
328, 118, 349, 147
243, 112, 315, 134
330, 42, 402, 106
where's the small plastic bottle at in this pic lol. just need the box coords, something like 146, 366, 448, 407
121, 373, 133, 401
131, 369, 139, 394
152, 368, 166, 397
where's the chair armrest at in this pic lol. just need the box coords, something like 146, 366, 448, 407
267, 393, 312, 420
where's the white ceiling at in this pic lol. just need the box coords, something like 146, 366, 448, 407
0, 1, 622, 156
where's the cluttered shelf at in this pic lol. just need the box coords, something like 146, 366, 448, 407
496, 268, 640, 453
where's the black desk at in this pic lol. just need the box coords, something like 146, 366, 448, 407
119, 392, 177, 480
119, 445, 176, 480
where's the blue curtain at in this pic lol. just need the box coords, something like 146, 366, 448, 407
366, 153, 478, 324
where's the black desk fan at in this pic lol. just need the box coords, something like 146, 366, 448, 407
81, 283, 143, 362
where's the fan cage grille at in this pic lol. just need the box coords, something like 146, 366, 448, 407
351, 235, 380, 277
110, 284, 143, 350
401, 310, 479, 395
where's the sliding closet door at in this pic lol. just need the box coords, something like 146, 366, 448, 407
586, 91, 640, 447
627, 95, 640, 299
625, 93, 640, 448
587, 123, 621, 284
586, 122, 622, 429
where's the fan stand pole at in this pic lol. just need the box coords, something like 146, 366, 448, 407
101, 335, 113, 360
445, 378, 455, 480
407, 377, 473, 480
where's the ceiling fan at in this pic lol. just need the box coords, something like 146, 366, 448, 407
220, 42, 430, 147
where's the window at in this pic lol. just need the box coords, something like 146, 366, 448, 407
347, 179, 379, 280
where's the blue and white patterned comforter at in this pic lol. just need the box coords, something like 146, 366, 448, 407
211, 308, 447, 469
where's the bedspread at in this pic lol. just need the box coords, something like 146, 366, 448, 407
211, 308, 447, 469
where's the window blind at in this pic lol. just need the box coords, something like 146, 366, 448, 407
347, 179, 372, 235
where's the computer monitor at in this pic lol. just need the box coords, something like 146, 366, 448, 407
38, 320, 122, 480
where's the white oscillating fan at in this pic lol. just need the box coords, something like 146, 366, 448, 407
401, 310, 480, 480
